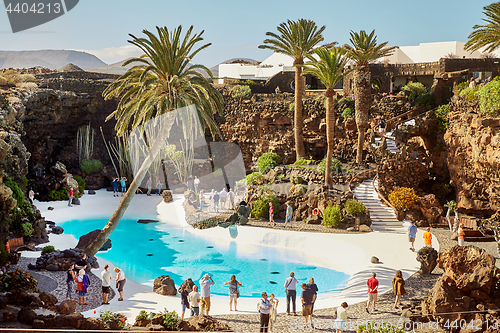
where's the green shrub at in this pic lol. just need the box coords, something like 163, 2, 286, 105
2, 70, 21, 86
257, 152, 279, 174
80, 159, 102, 174
318, 158, 342, 174
21, 74, 36, 83
294, 158, 312, 165
136, 310, 148, 321
229, 85, 251, 99
290, 184, 307, 195
338, 97, 354, 105
245, 172, 264, 185
388, 187, 418, 211
0, 268, 38, 291
455, 81, 469, 92
4, 177, 34, 224
290, 175, 304, 184
402, 82, 426, 96
21, 222, 33, 237
287, 101, 295, 112
48, 188, 69, 201
41, 245, 55, 255
98, 310, 126, 329
459, 86, 479, 101
323, 204, 343, 228
251, 193, 279, 219
0, 243, 8, 266
277, 174, 284, 181
162, 309, 180, 330
416, 92, 435, 107
73, 175, 86, 193
476, 77, 500, 117
0, 75, 7, 86
435, 104, 450, 130
357, 322, 404, 332
342, 107, 355, 118
432, 182, 453, 198
345, 199, 366, 216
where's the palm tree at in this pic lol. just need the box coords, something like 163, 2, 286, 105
85, 25, 223, 256
345, 30, 395, 163
302, 46, 351, 186
259, 19, 325, 160
465, 2, 500, 53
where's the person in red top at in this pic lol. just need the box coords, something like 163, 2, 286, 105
366, 272, 378, 313
269, 202, 275, 227
423, 227, 432, 247
68, 188, 74, 207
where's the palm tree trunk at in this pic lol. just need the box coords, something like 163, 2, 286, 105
294, 66, 306, 159
354, 67, 371, 163
325, 91, 335, 187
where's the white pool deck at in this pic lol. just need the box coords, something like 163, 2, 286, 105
26, 189, 439, 322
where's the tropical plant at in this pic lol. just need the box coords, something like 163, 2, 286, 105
100, 128, 134, 181
290, 175, 304, 184
290, 184, 307, 195
259, 19, 325, 160
344, 199, 366, 216
416, 92, 435, 107
476, 77, 500, 117
345, 30, 395, 163
435, 104, 450, 130
317, 157, 342, 175
454, 81, 469, 92
388, 187, 418, 211
465, 2, 500, 53
86, 25, 223, 256
257, 152, 279, 174
21, 222, 34, 237
459, 86, 479, 101
98, 310, 127, 329
80, 158, 103, 174
245, 172, 264, 185
302, 46, 351, 186
323, 204, 343, 228
41, 245, 55, 255
161, 308, 180, 330
4, 177, 34, 224
251, 192, 279, 219
135, 310, 148, 321
444, 200, 459, 232
48, 188, 68, 201
229, 85, 251, 99
73, 175, 86, 193
402, 82, 426, 97
76, 124, 94, 162
294, 158, 312, 165
342, 107, 354, 118
0, 268, 38, 291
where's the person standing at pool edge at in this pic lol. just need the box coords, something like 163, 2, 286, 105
101, 265, 112, 305
114, 267, 126, 301
180, 283, 189, 320
120, 177, 127, 196
66, 263, 76, 300
408, 220, 417, 251
156, 177, 162, 196
188, 285, 201, 317
224, 274, 242, 311
284, 203, 293, 228
146, 177, 152, 196
284, 271, 299, 315
112, 178, 119, 197
68, 187, 73, 207
366, 272, 378, 313
259, 292, 271, 333
199, 273, 215, 316
301, 283, 316, 327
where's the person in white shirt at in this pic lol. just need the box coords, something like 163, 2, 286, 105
219, 188, 228, 209
334, 302, 348, 333
188, 285, 201, 317
101, 265, 112, 304
114, 267, 126, 301
227, 188, 235, 210
199, 273, 215, 316
259, 292, 271, 332
284, 271, 299, 315
194, 176, 200, 193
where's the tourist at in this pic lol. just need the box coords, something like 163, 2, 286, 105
284, 203, 293, 228
300, 283, 315, 327
28, 189, 35, 205
259, 292, 271, 333
194, 176, 200, 193
209, 189, 216, 212
423, 227, 432, 247
284, 271, 299, 315
224, 274, 242, 311
1, 261, 9, 275
114, 267, 126, 301
269, 293, 279, 331
213, 191, 220, 213
68, 187, 74, 207
469, 77, 476, 89
66, 263, 76, 300
188, 285, 200, 317
307, 277, 318, 315
392, 270, 406, 308
269, 202, 275, 226
180, 283, 189, 320
101, 264, 112, 305
146, 177, 152, 196
408, 221, 417, 251
112, 178, 119, 197
156, 178, 162, 196
275, 86, 281, 94
219, 187, 228, 209
75, 253, 88, 272
378, 115, 386, 134
366, 272, 378, 313
334, 302, 348, 333
187, 175, 194, 191
228, 188, 235, 210
199, 189, 204, 212
199, 273, 215, 316
77, 269, 90, 305
458, 223, 465, 246
120, 177, 127, 196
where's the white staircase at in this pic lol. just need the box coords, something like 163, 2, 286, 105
373, 133, 400, 154
353, 179, 405, 232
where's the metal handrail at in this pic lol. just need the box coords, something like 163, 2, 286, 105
371, 172, 396, 210
348, 167, 376, 191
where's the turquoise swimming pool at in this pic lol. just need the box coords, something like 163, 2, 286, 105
61, 217, 350, 297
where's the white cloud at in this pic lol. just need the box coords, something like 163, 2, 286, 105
76, 45, 142, 64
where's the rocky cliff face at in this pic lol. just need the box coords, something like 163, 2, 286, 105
444, 99, 500, 214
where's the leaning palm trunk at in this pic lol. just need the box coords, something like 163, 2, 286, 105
325, 88, 335, 187
294, 65, 306, 159
354, 67, 371, 163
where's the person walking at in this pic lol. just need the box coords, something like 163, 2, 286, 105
284, 203, 293, 228
408, 221, 417, 251
146, 177, 152, 196
269, 293, 279, 331
366, 272, 378, 313
120, 177, 127, 196
228, 188, 235, 210
334, 302, 348, 333
112, 178, 119, 197
458, 223, 465, 246
66, 263, 76, 300
101, 265, 112, 305
68, 187, 74, 207
156, 177, 162, 195
199, 273, 215, 316
187, 175, 194, 191
77, 269, 90, 305
284, 272, 299, 315
180, 283, 189, 320
392, 270, 406, 308
199, 189, 204, 212
213, 191, 220, 213
219, 187, 228, 210
423, 227, 432, 247
114, 267, 126, 301
307, 277, 318, 315
188, 285, 201, 317
300, 283, 316, 327
29, 189, 35, 205
378, 115, 386, 134
259, 292, 271, 333
194, 176, 200, 193
269, 202, 275, 226
224, 274, 242, 311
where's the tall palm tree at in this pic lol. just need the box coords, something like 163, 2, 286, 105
465, 2, 500, 53
85, 25, 223, 256
259, 19, 325, 160
302, 46, 351, 186
345, 30, 395, 163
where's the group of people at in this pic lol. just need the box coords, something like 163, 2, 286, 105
269, 202, 294, 228
145, 177, 163, 196
65, 254, 126, 305
365, 270, 406, 313
407, 220, 434, 251
204, 188, 236, 213
112, 177, 128, 197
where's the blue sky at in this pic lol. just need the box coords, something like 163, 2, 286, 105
0, 0, 494, 67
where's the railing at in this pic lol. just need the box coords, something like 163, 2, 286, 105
385, 105, 426, 132
372, 172, 396, 210
391, 107, 438, 132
